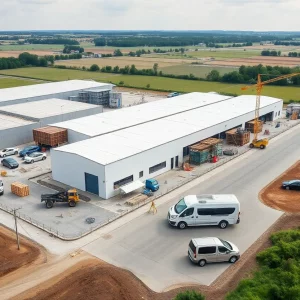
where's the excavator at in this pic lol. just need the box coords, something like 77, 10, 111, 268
241, 72, 300, 149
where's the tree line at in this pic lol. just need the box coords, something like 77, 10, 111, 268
261, 50, 281, 56
63, 45, 84, 54
275, 40, 300, 46
288, 52, 300, 57
206, 42, 253, 48
25, 38, 79, 45
67, 62, 300, 87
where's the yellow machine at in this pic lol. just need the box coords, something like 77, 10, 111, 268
242, 72, 300, 149
41, 188, 80, 208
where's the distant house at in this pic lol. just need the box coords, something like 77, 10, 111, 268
94, 53, 102, 58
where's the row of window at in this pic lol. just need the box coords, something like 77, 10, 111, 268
198, 246, 228, 254
182, 207, 236, 217
113, 161, 167, 189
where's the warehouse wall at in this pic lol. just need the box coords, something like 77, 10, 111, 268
0, 123, 39, 148
66, 129, 91, 144
51, 150, 106, 196
104, 101, 283, 198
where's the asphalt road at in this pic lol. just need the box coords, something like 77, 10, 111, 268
83, 127, 300, 291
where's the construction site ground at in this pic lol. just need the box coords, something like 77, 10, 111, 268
1, 214, 300, 300
260, 161, 300, 213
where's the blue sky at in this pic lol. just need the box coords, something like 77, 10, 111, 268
0, 0, 298, 31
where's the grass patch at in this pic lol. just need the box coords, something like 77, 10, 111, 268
0, 67, 299, 102
0, 77, 41, 89
0, 44, 65, 51
161, 64, 238, 78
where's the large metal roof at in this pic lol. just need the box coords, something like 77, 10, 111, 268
52, 92, 232, 137
0, 80, 112, 104
0, 114, 34, 130
53, 95, 282, 166
0, 98, 99, 120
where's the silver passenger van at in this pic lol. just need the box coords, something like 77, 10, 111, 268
168, 194, 240, 229
188, 237, 240, 267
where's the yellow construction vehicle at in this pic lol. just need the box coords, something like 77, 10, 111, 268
41, 188, 80, 208
242, 72, 300, 149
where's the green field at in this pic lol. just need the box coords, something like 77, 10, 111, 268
0, 67, 299, 102
0, 77, 41, 89
0, 44, 65, 51
161, 65, 238, 78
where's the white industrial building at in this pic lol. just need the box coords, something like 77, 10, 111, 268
52, 92, 232, 143
0, 80, 114, 106
51, 94, 283, 199
0, 99, 102, 148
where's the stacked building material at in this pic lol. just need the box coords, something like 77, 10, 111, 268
33, 126, 68, 147
11, 182, 30, 197
246, 120, 263, 133
226, 128, 250, 146
290, 111, 298, 120
189, 138, 222, 165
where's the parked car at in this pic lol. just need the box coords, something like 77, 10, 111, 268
0, 147, 18, 157
168, 194, 240, 229
0, 180, 3, 196
167, 92, 180, 98
24, 152, 47, 164
223, 148, 238, 156
282, 180, 300, 190
19, 145, 41, 157
1, 158, 19, 169
188, 237, 240, 267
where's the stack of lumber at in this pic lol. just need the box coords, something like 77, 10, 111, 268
33, 126, 68, 147
125, 194, 148, 206
226, 128, 250, 146
11, 182, 30, 197
189, 138, 222, 165
246, 120, 263, 133
290, 111, 298, 120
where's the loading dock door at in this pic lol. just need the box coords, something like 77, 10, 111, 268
85, 173, 99, 195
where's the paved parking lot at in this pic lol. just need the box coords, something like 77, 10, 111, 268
83, 126, 300, 291
0, 147, 117, 238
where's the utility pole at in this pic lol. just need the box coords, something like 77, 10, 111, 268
12, 208, 21, 250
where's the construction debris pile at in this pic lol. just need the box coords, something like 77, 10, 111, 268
189, 138, 222, 165
226, 128, 250, 146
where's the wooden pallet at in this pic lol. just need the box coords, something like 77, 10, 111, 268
33, 126, 68, 147
125, 194, 148, 206
226, 129, 250, 146
246, 120, 263, 133
11, 182, 30, 197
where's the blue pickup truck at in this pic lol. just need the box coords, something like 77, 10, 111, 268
145, 179, 159, 192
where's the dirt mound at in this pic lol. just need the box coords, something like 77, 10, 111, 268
0, 226, 40, 277
21, 260, 156, 300
259, 161, 300, 213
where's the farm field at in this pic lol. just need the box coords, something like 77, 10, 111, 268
0, 44, 64, 51
207, 56, 300, 67
0, 50, 58, 58
54, 56, 195, 69
0, 77, 42, 88
1, 67, 299, 102
161, 64, 237, 77
189, 49, 261, 58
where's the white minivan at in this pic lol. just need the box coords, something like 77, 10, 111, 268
168, 194, 240, 229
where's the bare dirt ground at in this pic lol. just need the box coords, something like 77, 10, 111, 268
0, 50, 57, 58
4, 214, 300, 300
259, 161, 300, 213
0, 226, 41, 277
206, 56, 300, 67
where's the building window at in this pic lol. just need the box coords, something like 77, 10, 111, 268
113, 175, 133, 190
139, 171, 143, 178
149, 161, 166, 174
278, 111, 280, 116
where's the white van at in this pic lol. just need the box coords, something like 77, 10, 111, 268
168, 194, 240, 229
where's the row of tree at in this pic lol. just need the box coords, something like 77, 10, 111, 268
261, 50, 281, 56
274, 40, 300, 46
25, 38, 79, 45
288, 52, 300, 57
206, 42, 253, 48
77, 62, 299, 86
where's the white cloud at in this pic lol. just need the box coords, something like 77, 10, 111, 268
0, 0, 299, 31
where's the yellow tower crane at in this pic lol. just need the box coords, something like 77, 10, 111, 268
241, 73, 300, 149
